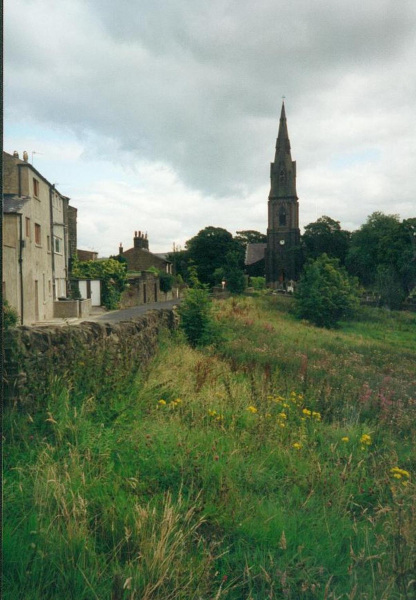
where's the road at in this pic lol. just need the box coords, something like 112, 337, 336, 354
81, 298, 181, 324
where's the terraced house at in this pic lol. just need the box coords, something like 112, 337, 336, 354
2, 151, 77, 324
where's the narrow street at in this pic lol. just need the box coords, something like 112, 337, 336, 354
80, 298, 181, 324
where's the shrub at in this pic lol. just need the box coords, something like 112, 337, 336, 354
178, 285, 217, 347
250, 276, 266, 290
3, 300, 19, 329
294, 254, 360, 328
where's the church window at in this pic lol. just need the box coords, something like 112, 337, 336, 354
279, 169, 286, 184
279, 207, 287, 226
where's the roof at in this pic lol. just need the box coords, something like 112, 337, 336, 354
154, 252, 172, 262
3, 151, 67, 199
3, 194, 31, 214
245, 243, 266, 266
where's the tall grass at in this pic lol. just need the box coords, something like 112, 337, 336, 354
3, 296, 415, 599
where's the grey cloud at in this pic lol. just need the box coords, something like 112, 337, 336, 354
5, 0, 416, 219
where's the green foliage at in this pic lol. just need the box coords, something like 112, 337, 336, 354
347, 212, 415, 296
250, 276, 266, 290
294, 254, 360, 328
158, 271, 174, 293
178, 272, 217, 346
223, 251, 246, 294
375, 264, 407, 309
3, 300, 19, 329
302, 215, 351, 265
71, 256, 127, 310
186, 226, 242, 286
109, 253, 128, 268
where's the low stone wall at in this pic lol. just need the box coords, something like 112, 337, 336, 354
4, 309, 178, 406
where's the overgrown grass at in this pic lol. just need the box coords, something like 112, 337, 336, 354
3, 296, 416, 599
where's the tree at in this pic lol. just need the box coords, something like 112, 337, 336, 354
186, 226, 241, 287
178, 269, 217, 347
302, 216, 351, 265
294, 254, 360, 328
223, 251, 246, 294
347, 212, 415, 298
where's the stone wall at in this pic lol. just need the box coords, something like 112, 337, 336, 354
4, 309, 178, 405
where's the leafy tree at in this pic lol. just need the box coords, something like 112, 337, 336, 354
72, 257, 127, 310
223, 251, 246, 294
347, 212, 415, 296
186, 226, 241, 287
375, 265, 406, 310
235, 230, 267, 246
167, 249, 191, 281
294, 254, 360, 328
302, 216, 351, 265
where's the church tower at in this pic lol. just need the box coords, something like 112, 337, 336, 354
265, 102, 300, 286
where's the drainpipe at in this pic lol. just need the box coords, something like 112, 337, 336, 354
18, 213, 24, 324
49, 185, 56, 300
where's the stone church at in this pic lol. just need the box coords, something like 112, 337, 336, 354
246, 102, 301, 286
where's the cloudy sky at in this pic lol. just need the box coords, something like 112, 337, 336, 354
5, 0, 416, 255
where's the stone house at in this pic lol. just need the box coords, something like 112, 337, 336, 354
2, 150, 76, 324
119, 231, 173, 274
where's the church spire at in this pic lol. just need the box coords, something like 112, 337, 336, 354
275, 101, 291, 157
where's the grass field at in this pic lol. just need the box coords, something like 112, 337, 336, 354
3, 295, 416, 599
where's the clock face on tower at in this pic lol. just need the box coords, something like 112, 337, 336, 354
279, 239, 285, 246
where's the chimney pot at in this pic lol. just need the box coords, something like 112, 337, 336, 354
13, 151, 19, 158
23, 151, 29, 162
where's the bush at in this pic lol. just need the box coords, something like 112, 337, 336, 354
178, 285, 217, 347
375, 265, 406, 310
3, 300, 19, 329
294, 254, 360, 328
250, 276, 266, 290
159, 272, 174, 293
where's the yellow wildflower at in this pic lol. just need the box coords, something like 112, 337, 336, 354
312, 411, 321, 421
360, 434, 372, 446
393, 473, 402, 479
158, 399, 166, 406
292, 442, 302, 450
341, 437, 349, 442
390, 467, 410, 479
175, 398, 182, 404
266, 413, 272, 418
247, 406, 258, 414
279, 422, 286, 428
208, 410, 217, 417
302, 408, 312, 417
278, 412, 287, 420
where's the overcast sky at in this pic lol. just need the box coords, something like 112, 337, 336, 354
5, 0, 416, 255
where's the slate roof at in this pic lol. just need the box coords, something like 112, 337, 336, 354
3, 194, 31, 214
245, 243, 267, 266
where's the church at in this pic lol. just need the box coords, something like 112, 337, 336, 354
246, 102, 301, 287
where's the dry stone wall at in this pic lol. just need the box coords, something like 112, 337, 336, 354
4, 309, 178, 406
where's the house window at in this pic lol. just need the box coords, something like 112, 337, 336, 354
25, 217, 31, 238
54, 237, 62, 253
33, 178, 40, 198
35, 223, 41, 245
47, 235, 51, 251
